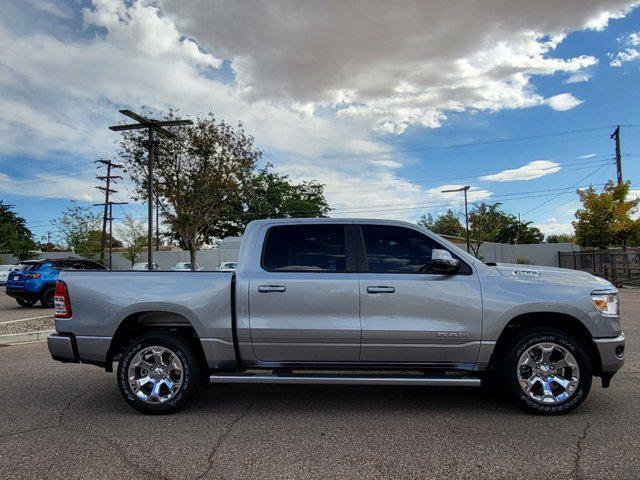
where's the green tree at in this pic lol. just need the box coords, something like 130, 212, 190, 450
546, 233, 575, 244
119, 109, 329, 268
119, 110, 260, 269
573, 181, 640, 249
52, 205, 102, 259
117, 213, 147, 266
0, 201, 36, 260
417, 209, 465, 237
467, 202, 543, 257
207, 165, 330, 239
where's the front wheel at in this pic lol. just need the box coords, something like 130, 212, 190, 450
117, 332, 201, 414
501, 328, 592, 415
16, 298, 38, 307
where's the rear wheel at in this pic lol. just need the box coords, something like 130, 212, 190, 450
16, 298, 38, 307
40, 287, 55, 308
117, 332, 201, 414
501, 328, 592, 415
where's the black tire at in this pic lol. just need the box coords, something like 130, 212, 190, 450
40, 287, 55, 308
16, 298, 38, 307
117, 332, 200, 415
500, 328, 592, 415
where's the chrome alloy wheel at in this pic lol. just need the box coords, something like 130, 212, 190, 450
517, 342, 580, 404
128, 346, 184, 404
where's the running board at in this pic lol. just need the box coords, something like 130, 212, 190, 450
210, 373, 481, 387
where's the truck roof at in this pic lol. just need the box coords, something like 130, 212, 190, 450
246, 217, 421, 228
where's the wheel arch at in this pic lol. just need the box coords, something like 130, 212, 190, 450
105, 311, 207, 373
489, 312, 602, 376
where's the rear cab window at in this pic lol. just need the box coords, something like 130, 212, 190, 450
261, 224, 349, 272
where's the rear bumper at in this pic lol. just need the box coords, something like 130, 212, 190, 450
5, 288, 38, 301
48, 333, 78, 363
594, 333, 625, 373
48, 332, 111, 367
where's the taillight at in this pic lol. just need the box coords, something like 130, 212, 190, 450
24, 273, 41, 279
54, 281, 72, 319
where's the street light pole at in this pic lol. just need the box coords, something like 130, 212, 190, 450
441, 185, 471, 253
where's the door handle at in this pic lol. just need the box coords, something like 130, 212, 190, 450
258, 285, 286, 293
366, 286, 395, 294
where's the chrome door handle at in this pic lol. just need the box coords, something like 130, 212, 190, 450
366, 286, 395, 294
258, 285, 286, 293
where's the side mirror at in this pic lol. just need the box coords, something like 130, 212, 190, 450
430, 249, 460, 273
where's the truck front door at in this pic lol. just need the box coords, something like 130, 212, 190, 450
357, 224, 482, 367
248, 223, 361, 363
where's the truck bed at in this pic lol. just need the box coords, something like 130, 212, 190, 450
53, 270, 236, 369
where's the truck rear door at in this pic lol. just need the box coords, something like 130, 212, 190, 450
248, 223, 360, 362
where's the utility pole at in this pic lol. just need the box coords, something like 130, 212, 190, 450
611, 126, 628, 262
611, 125, 623, 186
441, 186, 471, 253
92, 201, 129, 269
95, 159, 123, 265
156, 197, 160, 252
109, 110, 192, 271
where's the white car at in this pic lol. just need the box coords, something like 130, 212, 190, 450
131, 262, 160, 271
0, 265, 15, 285
172, 262, 203, 271
217, 262, 237, 271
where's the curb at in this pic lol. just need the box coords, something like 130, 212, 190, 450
0, 330, 54, 346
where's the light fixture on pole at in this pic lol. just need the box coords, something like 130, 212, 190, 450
109, 110, 193, 271
441, 185, 471, 253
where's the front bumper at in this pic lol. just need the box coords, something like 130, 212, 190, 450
594, 333, 625, 373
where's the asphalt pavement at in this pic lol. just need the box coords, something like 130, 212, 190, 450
0, 290, 52, 322
0, 291, 639, 479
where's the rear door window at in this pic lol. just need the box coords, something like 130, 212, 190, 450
262, 224, 348, 272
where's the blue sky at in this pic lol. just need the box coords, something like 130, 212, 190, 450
1, 0, 640, 243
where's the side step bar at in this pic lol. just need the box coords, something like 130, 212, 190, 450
210, 374, 481, 387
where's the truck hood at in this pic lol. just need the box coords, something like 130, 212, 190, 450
492, 263, 616, 291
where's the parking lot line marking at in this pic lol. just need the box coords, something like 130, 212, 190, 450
0, 315, 54, 326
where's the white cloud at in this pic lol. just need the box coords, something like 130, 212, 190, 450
579, 153, 597, 159
546, 93, 584, 111
26, 0, 73, 19
158, 0, 638, 134
565, 72, 591, 84
535, 220, 574, 236
480, 160, 561, 182
0, 0, 638, 221
610, 48, 640, 66
0, 172, 103, 203
609, 31, 640, 66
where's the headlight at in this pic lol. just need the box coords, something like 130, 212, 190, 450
591, 292, 619, 316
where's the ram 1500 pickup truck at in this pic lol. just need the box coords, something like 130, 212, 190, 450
48, 218, 625, 415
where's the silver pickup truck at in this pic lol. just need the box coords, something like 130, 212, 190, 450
48, 218, 625, 415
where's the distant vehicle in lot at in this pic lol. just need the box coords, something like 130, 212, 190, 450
0, 265, 15, 285
171, 262, 203, 271
6, 258, 105, 307
131, 262, 160, 271
216, 261, 237, 271
49, 218, 624, 415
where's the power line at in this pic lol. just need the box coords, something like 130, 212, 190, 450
520, 164, 610, 217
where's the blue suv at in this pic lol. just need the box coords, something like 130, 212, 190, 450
5, 258, 105, 307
